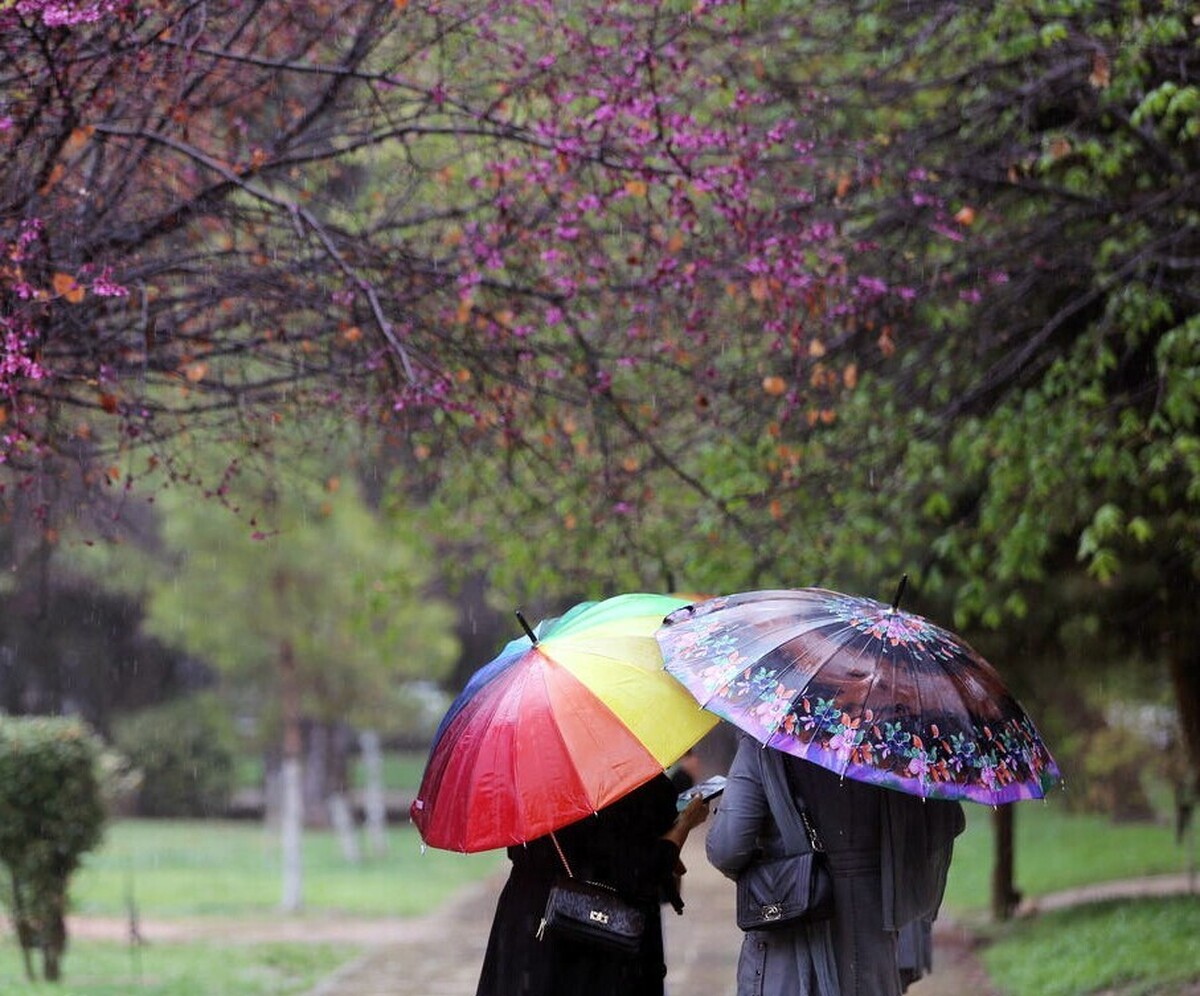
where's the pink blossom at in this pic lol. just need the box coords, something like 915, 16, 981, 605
907, 755, 931, 779
90, 270, 128, 298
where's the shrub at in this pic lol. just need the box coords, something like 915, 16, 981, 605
0, 716, 107, 982
112, 693, 237, 818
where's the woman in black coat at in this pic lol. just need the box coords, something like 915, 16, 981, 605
475, 773, 709, 996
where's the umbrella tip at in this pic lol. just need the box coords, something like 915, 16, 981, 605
890, 574, 909, 612
515, 608, 539, 645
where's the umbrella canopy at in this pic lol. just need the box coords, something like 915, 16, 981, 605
411, 593, 717, 852
656, 587, 1060, 805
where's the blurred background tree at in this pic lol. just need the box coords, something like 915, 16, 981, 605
67, 420, 457, 908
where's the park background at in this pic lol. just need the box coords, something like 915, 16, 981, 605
1, 0, 1197, 993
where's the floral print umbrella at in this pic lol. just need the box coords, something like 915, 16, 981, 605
656, 587, 1060, 804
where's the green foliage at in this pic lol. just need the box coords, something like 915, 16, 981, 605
981, 897, 1200, 996
111, 694, 237, 818
0, 717, 107, 981
71, 427, 459, 738
1076, 724, 1161, 820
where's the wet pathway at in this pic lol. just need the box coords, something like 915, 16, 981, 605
302, 827, 1009, 996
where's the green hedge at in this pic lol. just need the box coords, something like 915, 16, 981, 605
0, 716, 107, 982
112, 693, 237, 818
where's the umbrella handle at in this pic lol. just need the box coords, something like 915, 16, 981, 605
515, 609, 539, 645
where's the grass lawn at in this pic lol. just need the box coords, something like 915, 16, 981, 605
982, 896, 1200, 996
72, 819, 505, 918
940, 793, 1194, 915
0, 939, 352, 996
2, 818, 504, 993
939, 794, 1198, 994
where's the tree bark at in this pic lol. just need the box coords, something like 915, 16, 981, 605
10, 876, 35, 981
41, 890, 65, 982
990, 805, 1021, 921
1168, 648, 1200, 796
327, 792, 361, 863
303, 719, 331, 829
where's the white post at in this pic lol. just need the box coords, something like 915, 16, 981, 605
360, 729, 389, 857
280, 755, 304, 913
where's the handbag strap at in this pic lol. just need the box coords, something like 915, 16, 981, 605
757, 747, 825, 855
549, 831, 627, 898
548, 831, 575, 878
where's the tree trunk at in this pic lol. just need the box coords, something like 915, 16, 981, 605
1168, 646, 1200, 796
1167, 638, 1199, 890
360, 729, 389, 857
278, 639, 304, 913
990, 805, 1021, 920
41, 890, 65, 982
279, 755, 304, 912
10, 876, 35, 982
327, 792, 362, 863
302, 719, 331, 828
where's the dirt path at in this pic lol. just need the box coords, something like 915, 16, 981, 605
60, 840, 1196, 996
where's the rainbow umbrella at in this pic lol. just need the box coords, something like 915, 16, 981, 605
656, 583, 1060, 805
410, 593, 717, 853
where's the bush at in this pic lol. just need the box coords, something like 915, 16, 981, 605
0, 716, 107, 982
112, 693, 237, 818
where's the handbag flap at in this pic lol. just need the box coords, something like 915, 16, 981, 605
735, 851, 835, 930
540, 877, 646, 954
737, 852, 817, 907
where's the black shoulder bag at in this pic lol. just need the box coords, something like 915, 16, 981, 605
735, 751, 835, 931
536, 832, 646, 955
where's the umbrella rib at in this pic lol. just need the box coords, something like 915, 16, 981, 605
907, 622, 929, 798
760, 624, 849, 746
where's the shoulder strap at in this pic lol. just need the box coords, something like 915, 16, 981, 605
757, 747, 824, 856
548, 831, 575, 878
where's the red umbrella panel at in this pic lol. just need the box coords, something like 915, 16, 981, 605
656, 587, 1061, 805
411, 594, 717, 853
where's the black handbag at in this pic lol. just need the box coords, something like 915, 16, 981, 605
735, 753, 835, 931
536, 832, 646, 955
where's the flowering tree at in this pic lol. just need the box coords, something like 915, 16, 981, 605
2, 0, 893, 520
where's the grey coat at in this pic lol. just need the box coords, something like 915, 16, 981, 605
707, 736, 964, 996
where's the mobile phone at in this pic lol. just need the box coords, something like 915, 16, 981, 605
676, 775, 727, 810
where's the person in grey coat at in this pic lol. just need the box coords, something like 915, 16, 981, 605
706, 734, 965, 996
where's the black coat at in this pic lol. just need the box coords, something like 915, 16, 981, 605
475, 774, 682, 996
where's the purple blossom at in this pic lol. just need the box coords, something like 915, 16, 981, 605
90, 270, 128, 298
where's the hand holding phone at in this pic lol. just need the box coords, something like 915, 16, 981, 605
676, 775, 727, 811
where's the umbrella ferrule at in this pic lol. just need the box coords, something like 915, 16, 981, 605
515, 609, 539, 645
